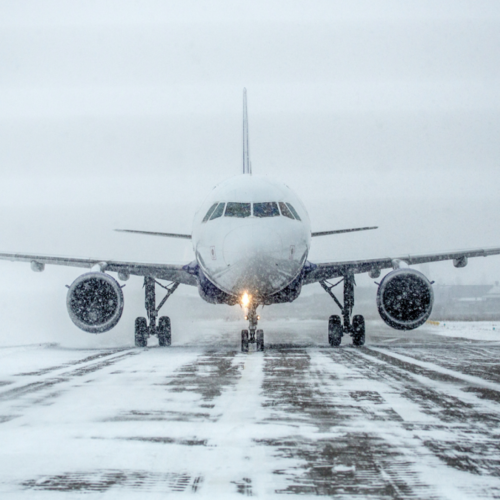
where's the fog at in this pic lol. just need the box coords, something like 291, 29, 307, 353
1, 1, 500, 345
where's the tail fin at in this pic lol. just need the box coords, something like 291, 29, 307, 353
243, 88, 251, 175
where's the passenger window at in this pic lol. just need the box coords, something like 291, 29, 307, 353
210, 202, 225, 220
203, 203, 219, 222
279, 202, 294, 219
286, 203, 301, 221
253, 202, 280, 218
225, 202, 251, 218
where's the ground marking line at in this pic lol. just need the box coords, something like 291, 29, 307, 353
362, 346, 500, 393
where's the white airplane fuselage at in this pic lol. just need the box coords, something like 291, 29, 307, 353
192, 175, 311, 305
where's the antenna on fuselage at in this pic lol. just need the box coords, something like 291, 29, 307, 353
243, 88, 251, 175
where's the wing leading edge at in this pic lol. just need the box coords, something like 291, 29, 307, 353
0, 252, 197, 286
303, 246, 500, 284
311, 226, 378, 237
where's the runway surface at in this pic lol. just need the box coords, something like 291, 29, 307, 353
1, 320, 500, 499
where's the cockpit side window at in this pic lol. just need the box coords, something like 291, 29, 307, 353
253, 202, 280, 218
286, 203, 301, 221
210, 202, 225, 220
203, 203, 219, 222
279, 202, 294, 219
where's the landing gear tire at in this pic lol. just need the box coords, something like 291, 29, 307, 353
135, 317, 148, 347
158, 316, 171, 347
256, 329, 264, 352
328, 315, 342, 347
352, 315, 365, 347
241, 330, 249, 353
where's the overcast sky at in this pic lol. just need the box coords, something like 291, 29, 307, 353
1, 0, 500, 290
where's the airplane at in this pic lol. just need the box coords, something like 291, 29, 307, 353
1, 89, 500, 351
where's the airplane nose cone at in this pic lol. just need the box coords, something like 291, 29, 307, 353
222, 225, 286, 296
223, 225, 282, 266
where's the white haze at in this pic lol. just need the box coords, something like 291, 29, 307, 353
0, 0, 499, 345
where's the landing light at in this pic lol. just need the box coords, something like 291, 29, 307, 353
241, 292, 251, 307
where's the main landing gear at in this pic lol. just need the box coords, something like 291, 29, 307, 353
241, 302, 264, 353
135, 277, 179, 347
320, 274, 365, 347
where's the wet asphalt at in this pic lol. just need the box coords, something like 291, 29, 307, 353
1, 322, 500, 498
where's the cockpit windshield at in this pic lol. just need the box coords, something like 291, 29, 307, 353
253, 202, 280, 218
225, 202, 251, 218
204, 201, 300, 221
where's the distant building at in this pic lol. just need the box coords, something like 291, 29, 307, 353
431, 284, 500, 320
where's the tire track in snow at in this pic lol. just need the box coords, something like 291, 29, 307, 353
0, 348, 137, 416
257, 348, 440, 498
8, 348, 218, 495
365, 346, 500, 395
377, 344, 500, 388
39, 349, 248, 495
14, 349, 131, 377
335, 347, 500, 495
200, 351, 265, 497
6, 338, 500, 498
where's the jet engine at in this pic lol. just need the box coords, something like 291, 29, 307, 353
376, 268, 433, 330
66, 272, 124, 333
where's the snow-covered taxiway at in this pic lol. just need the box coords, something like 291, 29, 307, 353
1, 321, 500, 499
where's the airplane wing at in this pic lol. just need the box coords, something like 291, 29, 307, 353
115, 229, 191, 239
303, 246, 500, 284
0, 251, 197, 286
311, 226, 377, 237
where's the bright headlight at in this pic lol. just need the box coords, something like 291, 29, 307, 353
241, 292, 251, 307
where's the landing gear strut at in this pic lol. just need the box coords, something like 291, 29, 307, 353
135, 277, 179, 347
320, 274, 365, 347
241, 302, 264, 352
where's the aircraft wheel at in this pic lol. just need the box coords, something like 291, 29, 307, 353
135, 317, 148, 347
328, 315, 342, 347
241, 329, 249, 352
352, 315, 366, 347
158, 316, 171, 347
256, 329, 264, 351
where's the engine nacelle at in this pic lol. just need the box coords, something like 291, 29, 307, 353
376, 268, 433, 331
66, 272, 124, 333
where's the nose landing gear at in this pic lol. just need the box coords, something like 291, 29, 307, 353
135, 277, 179, 347
321, 274, 365, 347
241, 302, 264, 352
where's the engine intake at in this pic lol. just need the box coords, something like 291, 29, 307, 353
66, 272, 124, 333
376, 268, 433, 330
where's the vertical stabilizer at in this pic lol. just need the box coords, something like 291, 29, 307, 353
243, 88, 251, 175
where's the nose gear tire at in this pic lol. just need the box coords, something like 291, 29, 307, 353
256, 329, 264, 351
241, 329, 249, 352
